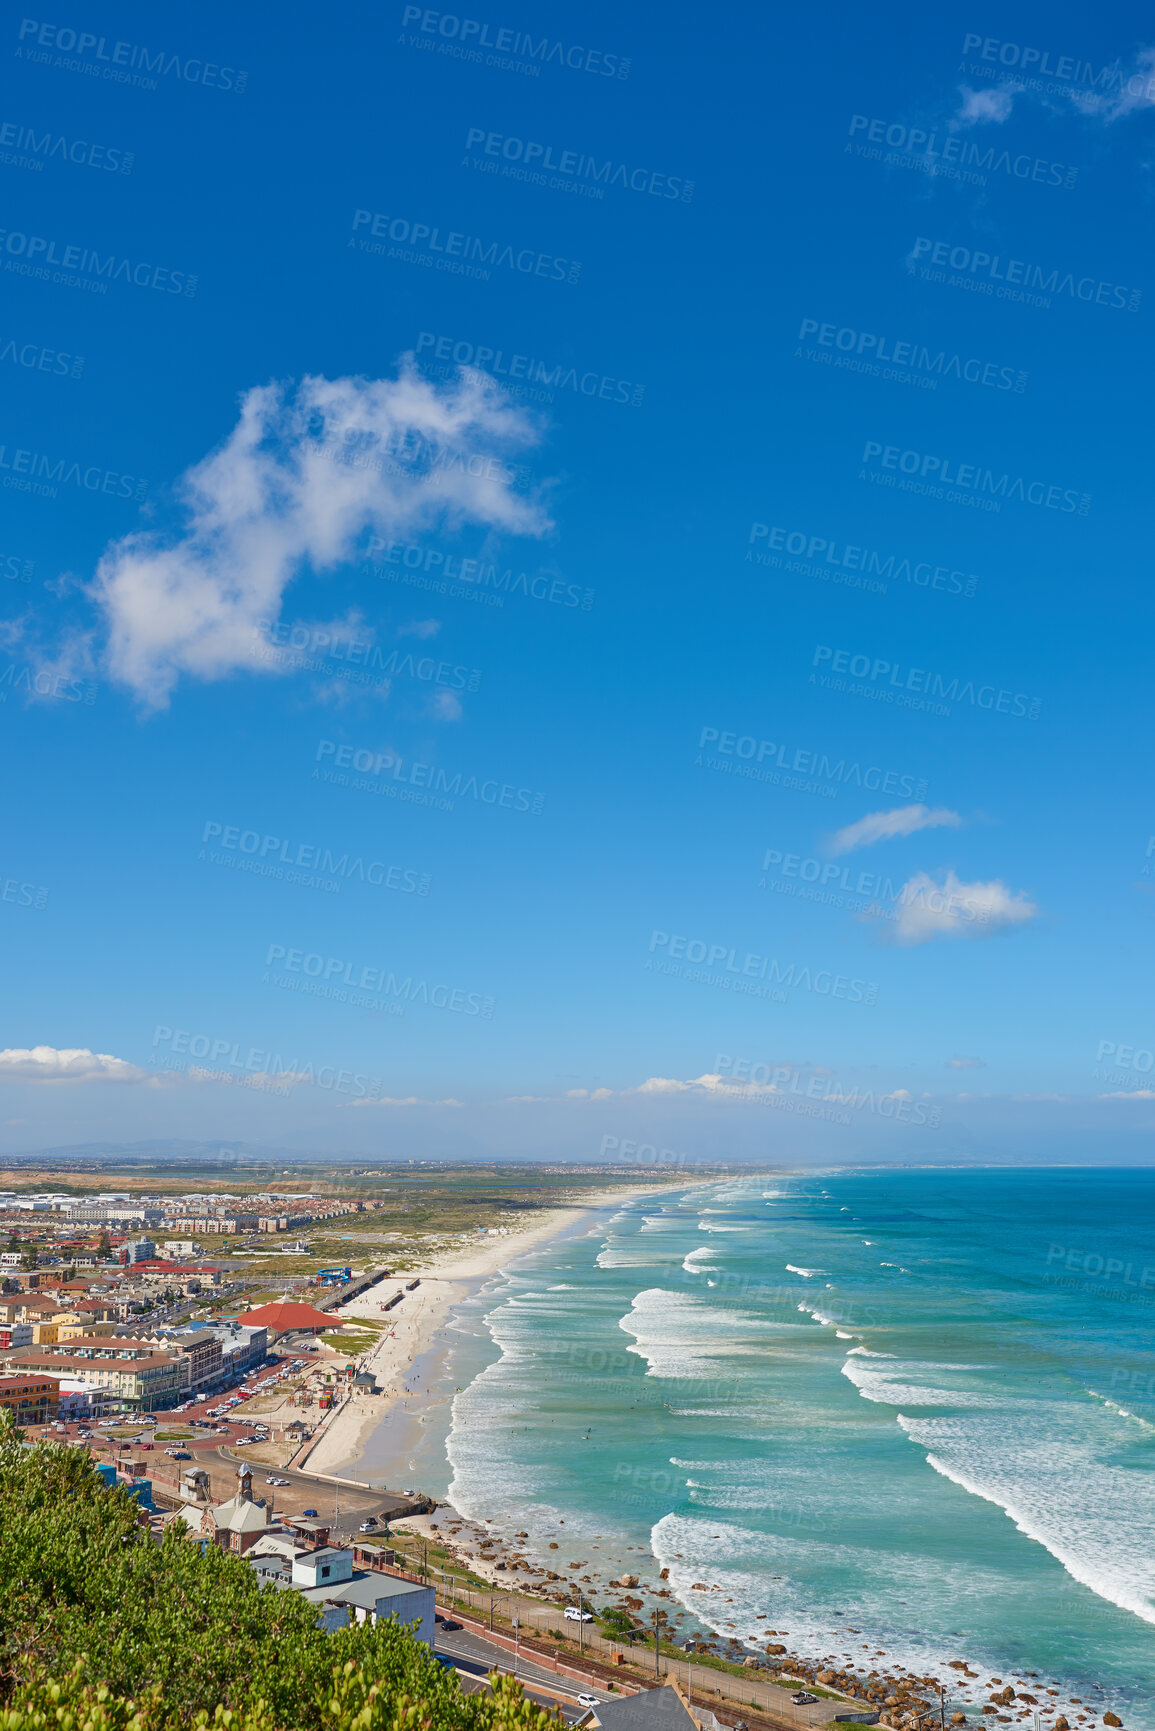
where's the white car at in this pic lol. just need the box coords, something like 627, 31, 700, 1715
564, 1607, 593, 1623
576, 1696, 602, 1711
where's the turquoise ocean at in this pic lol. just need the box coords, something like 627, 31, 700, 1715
421, 1169, 1155, 1725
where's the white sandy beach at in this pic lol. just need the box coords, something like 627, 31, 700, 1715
303, 1181, 705, 1483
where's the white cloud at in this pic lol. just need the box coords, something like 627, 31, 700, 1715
0, 1045, 152, 1083
635, 1074, 726, 1094
954, 84, 1017, 126
1070, 46, 1155, 120
430, 689, 463, 721
947, 1056, 986, 1070
883, 870, 1039, 945
349, 1094, 463, 1107
91, 363, 550, 708
828, 804, 963, 856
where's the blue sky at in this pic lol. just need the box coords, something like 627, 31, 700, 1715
2, 0, 1154, 1164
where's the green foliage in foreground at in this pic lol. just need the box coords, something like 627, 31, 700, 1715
0, 1417, 561, 1731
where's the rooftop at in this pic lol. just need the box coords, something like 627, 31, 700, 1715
589, 1688, 700, 1731
234, 1300, 337, 1331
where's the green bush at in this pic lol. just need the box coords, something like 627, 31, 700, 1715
0, 1415, 560, 1731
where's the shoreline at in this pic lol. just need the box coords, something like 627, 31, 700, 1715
303, 1178, 714, 1484
302, 1169, 1138, 1731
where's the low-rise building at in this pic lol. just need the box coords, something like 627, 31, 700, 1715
245, 1537, 434, 1639
187, 1319, 267, 1377
55, 1377, 107, 1419
0, 1373, 58, 1424
57, 1319, 117, 1341
6, 1350, 180, 1409
139, 1328, 223, 1391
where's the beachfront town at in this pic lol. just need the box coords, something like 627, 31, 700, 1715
0, 1186, 380, 1414
0, 1231, 822, 1731
0, 1185, 1110, 1731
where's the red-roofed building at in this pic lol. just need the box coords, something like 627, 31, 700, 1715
234, 1300, 338, 1338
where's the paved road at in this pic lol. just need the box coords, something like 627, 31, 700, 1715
434, 1626, 601, 1724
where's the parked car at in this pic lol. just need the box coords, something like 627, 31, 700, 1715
358, 1519, 377, 1533
302, 1508, 318, 1517
790, 1694, 818, 1707
564, 1607, 594, 1622
576, 1696, 602, 1711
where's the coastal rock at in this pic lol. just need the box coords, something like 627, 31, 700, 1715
660, 1567, 669, 1580
1052, 1720, 1069, 1730
618, 1575, 639, 1587
1102, 1716, 1121, 1727
766, 1644, 787, 1654
951, 1717, 967, 1725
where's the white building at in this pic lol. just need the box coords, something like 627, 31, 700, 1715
245, 1539, 434, 1639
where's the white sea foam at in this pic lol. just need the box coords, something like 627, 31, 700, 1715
651, 1512, 1013, 1696
836, 1345, 1155, 1628
842, 1358, 1001, 1408
1086, 1387, 1155, 1429
619, 1288, 800, 1378
904, 1416, 1155, 1626
785, 1265, 827, 1277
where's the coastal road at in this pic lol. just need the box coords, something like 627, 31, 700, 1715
434, 1627, 597, 1724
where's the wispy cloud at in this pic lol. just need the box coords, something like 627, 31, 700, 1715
947, 1055, 986, 1070
1070, 46, 1155, 121
90, 363, 550, 708
828, 804, 963, 856
349, 1094, 463, 1107
953, 84, 1017, 126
